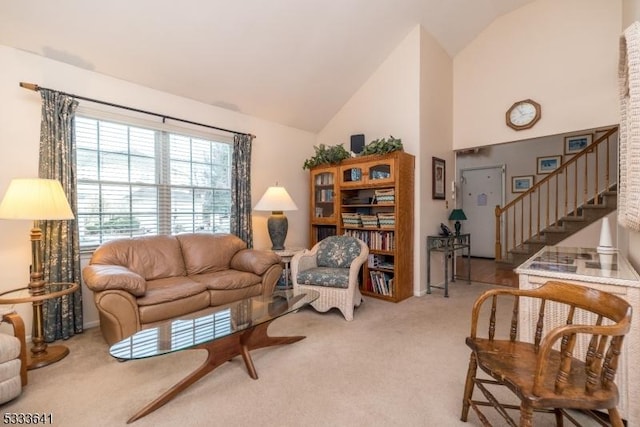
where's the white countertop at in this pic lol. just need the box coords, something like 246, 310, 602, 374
515, 246, 640, 287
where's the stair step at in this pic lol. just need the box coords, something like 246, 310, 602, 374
542, 226, 566, 233
525, 236, 546, 244
582, 203, 609, 210
559, 215, 585, 222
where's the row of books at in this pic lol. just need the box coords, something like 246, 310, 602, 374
315, 174, 334, 185
315, 189, 334, 202
343, 229, 395, 251
368, 271, 394, 296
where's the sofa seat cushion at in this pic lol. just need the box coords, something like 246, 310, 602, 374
137, 276, 207, 306
190, 270, 261, 291
138, 292, 211, 325
296, 267, 350, 288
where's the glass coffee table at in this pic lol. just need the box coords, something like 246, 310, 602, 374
110, 289, 319, 423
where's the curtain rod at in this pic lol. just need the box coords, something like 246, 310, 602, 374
19, 82, 254, 138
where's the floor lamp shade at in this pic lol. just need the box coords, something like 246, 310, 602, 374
0, 178, 74, 220
254, 186, 298, 250
0, 178, 75, 290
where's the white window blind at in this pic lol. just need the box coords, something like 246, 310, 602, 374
75, 116, 232, 249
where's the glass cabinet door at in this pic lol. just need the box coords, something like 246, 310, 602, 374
311, 169, 336, 219
367, 161, 394, 184
340, 166, 364, 186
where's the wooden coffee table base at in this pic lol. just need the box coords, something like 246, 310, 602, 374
127, 319, 305, 424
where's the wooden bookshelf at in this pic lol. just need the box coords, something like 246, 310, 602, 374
308, 151, 414, 302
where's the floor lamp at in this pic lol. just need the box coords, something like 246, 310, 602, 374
254, 185, 298, 250
0, 178, 75, 367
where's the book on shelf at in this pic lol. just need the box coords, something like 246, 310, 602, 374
369, 270, 393, 296
315, 174, 334, 185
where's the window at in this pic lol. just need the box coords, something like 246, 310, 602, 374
75, 116, 232, 249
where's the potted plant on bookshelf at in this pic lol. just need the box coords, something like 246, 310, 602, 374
360, 135, 403, 156
302, 143, 351, 170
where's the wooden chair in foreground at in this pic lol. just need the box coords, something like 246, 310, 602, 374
461, 281, 632, 427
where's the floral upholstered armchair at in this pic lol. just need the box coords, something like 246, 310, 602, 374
291, 235, 369, 321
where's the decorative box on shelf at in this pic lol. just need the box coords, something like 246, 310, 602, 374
374, 188, 395, 204
341, 212, 362, 227
377, 213, 395, 228
361, 215, 379, 228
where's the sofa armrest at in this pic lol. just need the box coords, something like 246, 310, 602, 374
83, 265, 146, 296
94, 290, 142, 345
230, 249, 281, 275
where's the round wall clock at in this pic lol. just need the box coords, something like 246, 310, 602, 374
505, 99, 541, 131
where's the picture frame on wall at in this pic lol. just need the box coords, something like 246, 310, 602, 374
564, 134, 593, 155
536, 155, 562, 174
432, 157, 446, 200
512, 175, 534, 193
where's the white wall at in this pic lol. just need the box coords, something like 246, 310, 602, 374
453, 0, 622, 150
623, 0, 640, 28
419, 27, 454, 294
0, 45, 316, 334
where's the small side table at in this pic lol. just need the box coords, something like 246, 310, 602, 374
0, 282, 79, 369
426, 234, 471, 297
273, 248, 305, 289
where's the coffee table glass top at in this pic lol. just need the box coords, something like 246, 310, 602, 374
110, 289, 319, 360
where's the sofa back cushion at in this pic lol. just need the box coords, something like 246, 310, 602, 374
90, 235, 186, 280
177, 233, 247, 275
316, 235, 361, 268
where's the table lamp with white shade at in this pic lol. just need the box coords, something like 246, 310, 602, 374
254, 185, 298, 250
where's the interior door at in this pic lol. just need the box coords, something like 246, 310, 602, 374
460, 166, 505, 258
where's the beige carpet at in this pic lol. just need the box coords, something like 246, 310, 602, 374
3, 282, 594, 426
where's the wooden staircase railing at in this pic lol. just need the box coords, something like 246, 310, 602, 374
494, 126, 619, 261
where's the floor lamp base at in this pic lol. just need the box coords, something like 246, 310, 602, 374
27, 344, 70, 370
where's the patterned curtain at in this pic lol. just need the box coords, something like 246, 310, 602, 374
231, 133, 254, 247
38, 89, 83, 341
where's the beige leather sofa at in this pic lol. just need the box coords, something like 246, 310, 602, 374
83, 233, 282, 345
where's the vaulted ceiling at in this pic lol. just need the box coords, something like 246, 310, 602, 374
0, 0, 534, 132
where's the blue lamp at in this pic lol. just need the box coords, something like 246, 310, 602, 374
448, 208, 467, 236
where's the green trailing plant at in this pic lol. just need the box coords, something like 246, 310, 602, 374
302, 143, 351, 169
361, 135, 403, 156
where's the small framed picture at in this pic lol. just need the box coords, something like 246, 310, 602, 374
432, 157, 445, 200
512, 175, 534, 193
537, 155, 562, 174
564, 133, 593, 155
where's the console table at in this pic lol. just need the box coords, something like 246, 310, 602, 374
516, 246, 640, 425
426, 233, 471, 297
